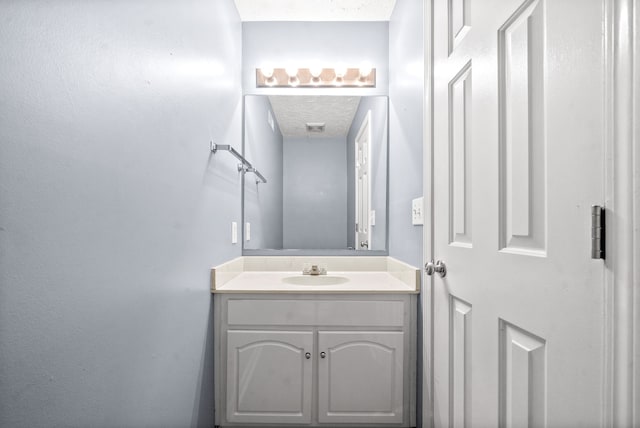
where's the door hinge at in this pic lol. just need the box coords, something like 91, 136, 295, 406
591, 205, 605, 260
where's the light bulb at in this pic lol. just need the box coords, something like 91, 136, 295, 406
334, 66, 347, 78
359, 65, 373, 78
260, 67, 274, 78
309, 67, 323, 78
285, 67, 298, 77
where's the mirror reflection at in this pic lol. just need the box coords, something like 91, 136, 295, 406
242, 95, 388, 253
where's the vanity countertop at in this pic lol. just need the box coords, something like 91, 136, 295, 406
211, 256, 420, 294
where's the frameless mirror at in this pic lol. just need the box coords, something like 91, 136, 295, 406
242, 95, 388, 255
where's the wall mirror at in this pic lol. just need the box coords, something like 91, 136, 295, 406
242, 95, 388, 255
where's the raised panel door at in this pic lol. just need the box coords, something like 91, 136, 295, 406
226, 330, 313, 424
431, 0, 606, 426
317, 331, 404, 424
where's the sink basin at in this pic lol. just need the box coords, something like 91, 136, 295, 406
282, 275, 350, 286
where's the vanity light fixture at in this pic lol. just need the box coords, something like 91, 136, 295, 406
333, 66, 347, 85
255, 67, 376, 88
359, 65, 373, 79
309, 67, 323, 84
334, 66, 347, 77
285, 67, 299, 86
259, 67, 276, 86
285, 67, 298, 77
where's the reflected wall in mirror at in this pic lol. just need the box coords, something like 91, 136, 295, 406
242, 95, 388, 253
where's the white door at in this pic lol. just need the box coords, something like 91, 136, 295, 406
226, 330, 313, 424
356, 111, 372, 249
317, 331, 404, 424
430, 0, 606, 426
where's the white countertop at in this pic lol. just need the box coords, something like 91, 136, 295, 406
213, 271, 417, 293
211, 257, 420, 294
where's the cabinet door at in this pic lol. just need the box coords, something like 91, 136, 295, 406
317, 331, 404, 424
226, 330, 313, 424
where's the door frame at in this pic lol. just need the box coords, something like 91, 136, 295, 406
355, 110, 372, 250
420, 0, 640, 426
603, 0, 640, 426
421, 0, 435, 425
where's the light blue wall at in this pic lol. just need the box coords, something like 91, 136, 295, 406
242, 22, 389, 96
389, 0, 425, 268
0, 1, 242, 427
243, 96, 284, 249
389, 2, 425, 427
283, 137, 348, 249
347, 97, 389, 251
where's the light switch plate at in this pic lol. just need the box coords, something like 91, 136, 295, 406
370, 210, 376, 226
412, 197, 424, 225
268, 110, 275, 132
231, 222, 238, 244
245, 222, 251, 241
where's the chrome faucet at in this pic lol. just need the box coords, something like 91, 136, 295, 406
303, 264, 327, 276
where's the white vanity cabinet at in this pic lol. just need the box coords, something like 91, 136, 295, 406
214, 294, 417, 428
226, 330, 314, 424
317, 331, 404, 424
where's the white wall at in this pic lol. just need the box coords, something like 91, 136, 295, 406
0, 1, 242, 426
242, 21, 389, 96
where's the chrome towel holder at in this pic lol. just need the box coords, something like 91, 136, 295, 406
210, 141, 267, 184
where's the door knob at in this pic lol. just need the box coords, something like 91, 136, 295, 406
425, 260, 447, 278
434, 260, 447, 277
305, 352, 311, 359
320, 351, 326, 359
425, 261, 435, 275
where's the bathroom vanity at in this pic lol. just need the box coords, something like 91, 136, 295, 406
211, 257, 419, 428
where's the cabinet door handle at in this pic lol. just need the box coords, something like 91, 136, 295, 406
320, 352, 326, 358
305, 352, 311, 359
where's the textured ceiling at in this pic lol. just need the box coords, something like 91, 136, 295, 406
233, 0, 397, 21
268, 96, 361, 138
